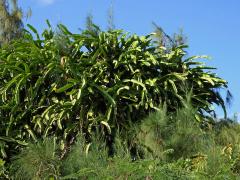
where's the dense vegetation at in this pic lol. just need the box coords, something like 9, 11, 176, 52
0, 22, 238, 179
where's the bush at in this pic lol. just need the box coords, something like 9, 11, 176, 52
6, 108, 240, 179
9, 138, 60, 179
0, 22, 230, 160
137, 98, 210, 161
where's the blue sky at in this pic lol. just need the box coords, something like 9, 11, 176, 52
18, 0, 240, 118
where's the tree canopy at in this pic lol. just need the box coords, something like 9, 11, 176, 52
0, 0, 24, 46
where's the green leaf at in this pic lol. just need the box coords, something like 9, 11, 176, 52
27, 24, 40, 39
184, 55, 210, 62
24, 125, 37, 142
77, 78, 86, 100
56, 83, 75, 93
123, 79, 147, 91
100, 121, 111, 134
200, 76, 215, 86
14, 76, 26, 104
106, 105, 113, 121
46, 19, 52, 29
3, 74, 22, 93
57, 111, 65, 130
168, 80, 178, 94
116, 86, 130, 95
0, 136, 27, 146
58, 24, 72, 35
91, 83, 116, 106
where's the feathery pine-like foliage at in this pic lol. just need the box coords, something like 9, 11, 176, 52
8, 124, 240, 179
9, 138, 60, 179
137, 98, 209, 161
0, 22, 229, 159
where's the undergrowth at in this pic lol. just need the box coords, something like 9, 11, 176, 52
4, 103, 240, 179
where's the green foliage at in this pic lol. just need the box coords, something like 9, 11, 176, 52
7, 129, 240, 179
0, 22, 229, 160
5, 104, 240, 179
0, 158, 9, 179
8, 136, 194, 179
136, 102, 240, 179
9, 138, 60, 179
137, 98, 210, 161
61, 135, 109, 178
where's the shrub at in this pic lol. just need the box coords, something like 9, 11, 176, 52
9, 138, 60, 179
0, 21, 229, 159
138, 98, 210, 161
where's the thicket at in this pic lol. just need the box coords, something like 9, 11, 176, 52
7, 105, 240, 179
0, 21, 238, 179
